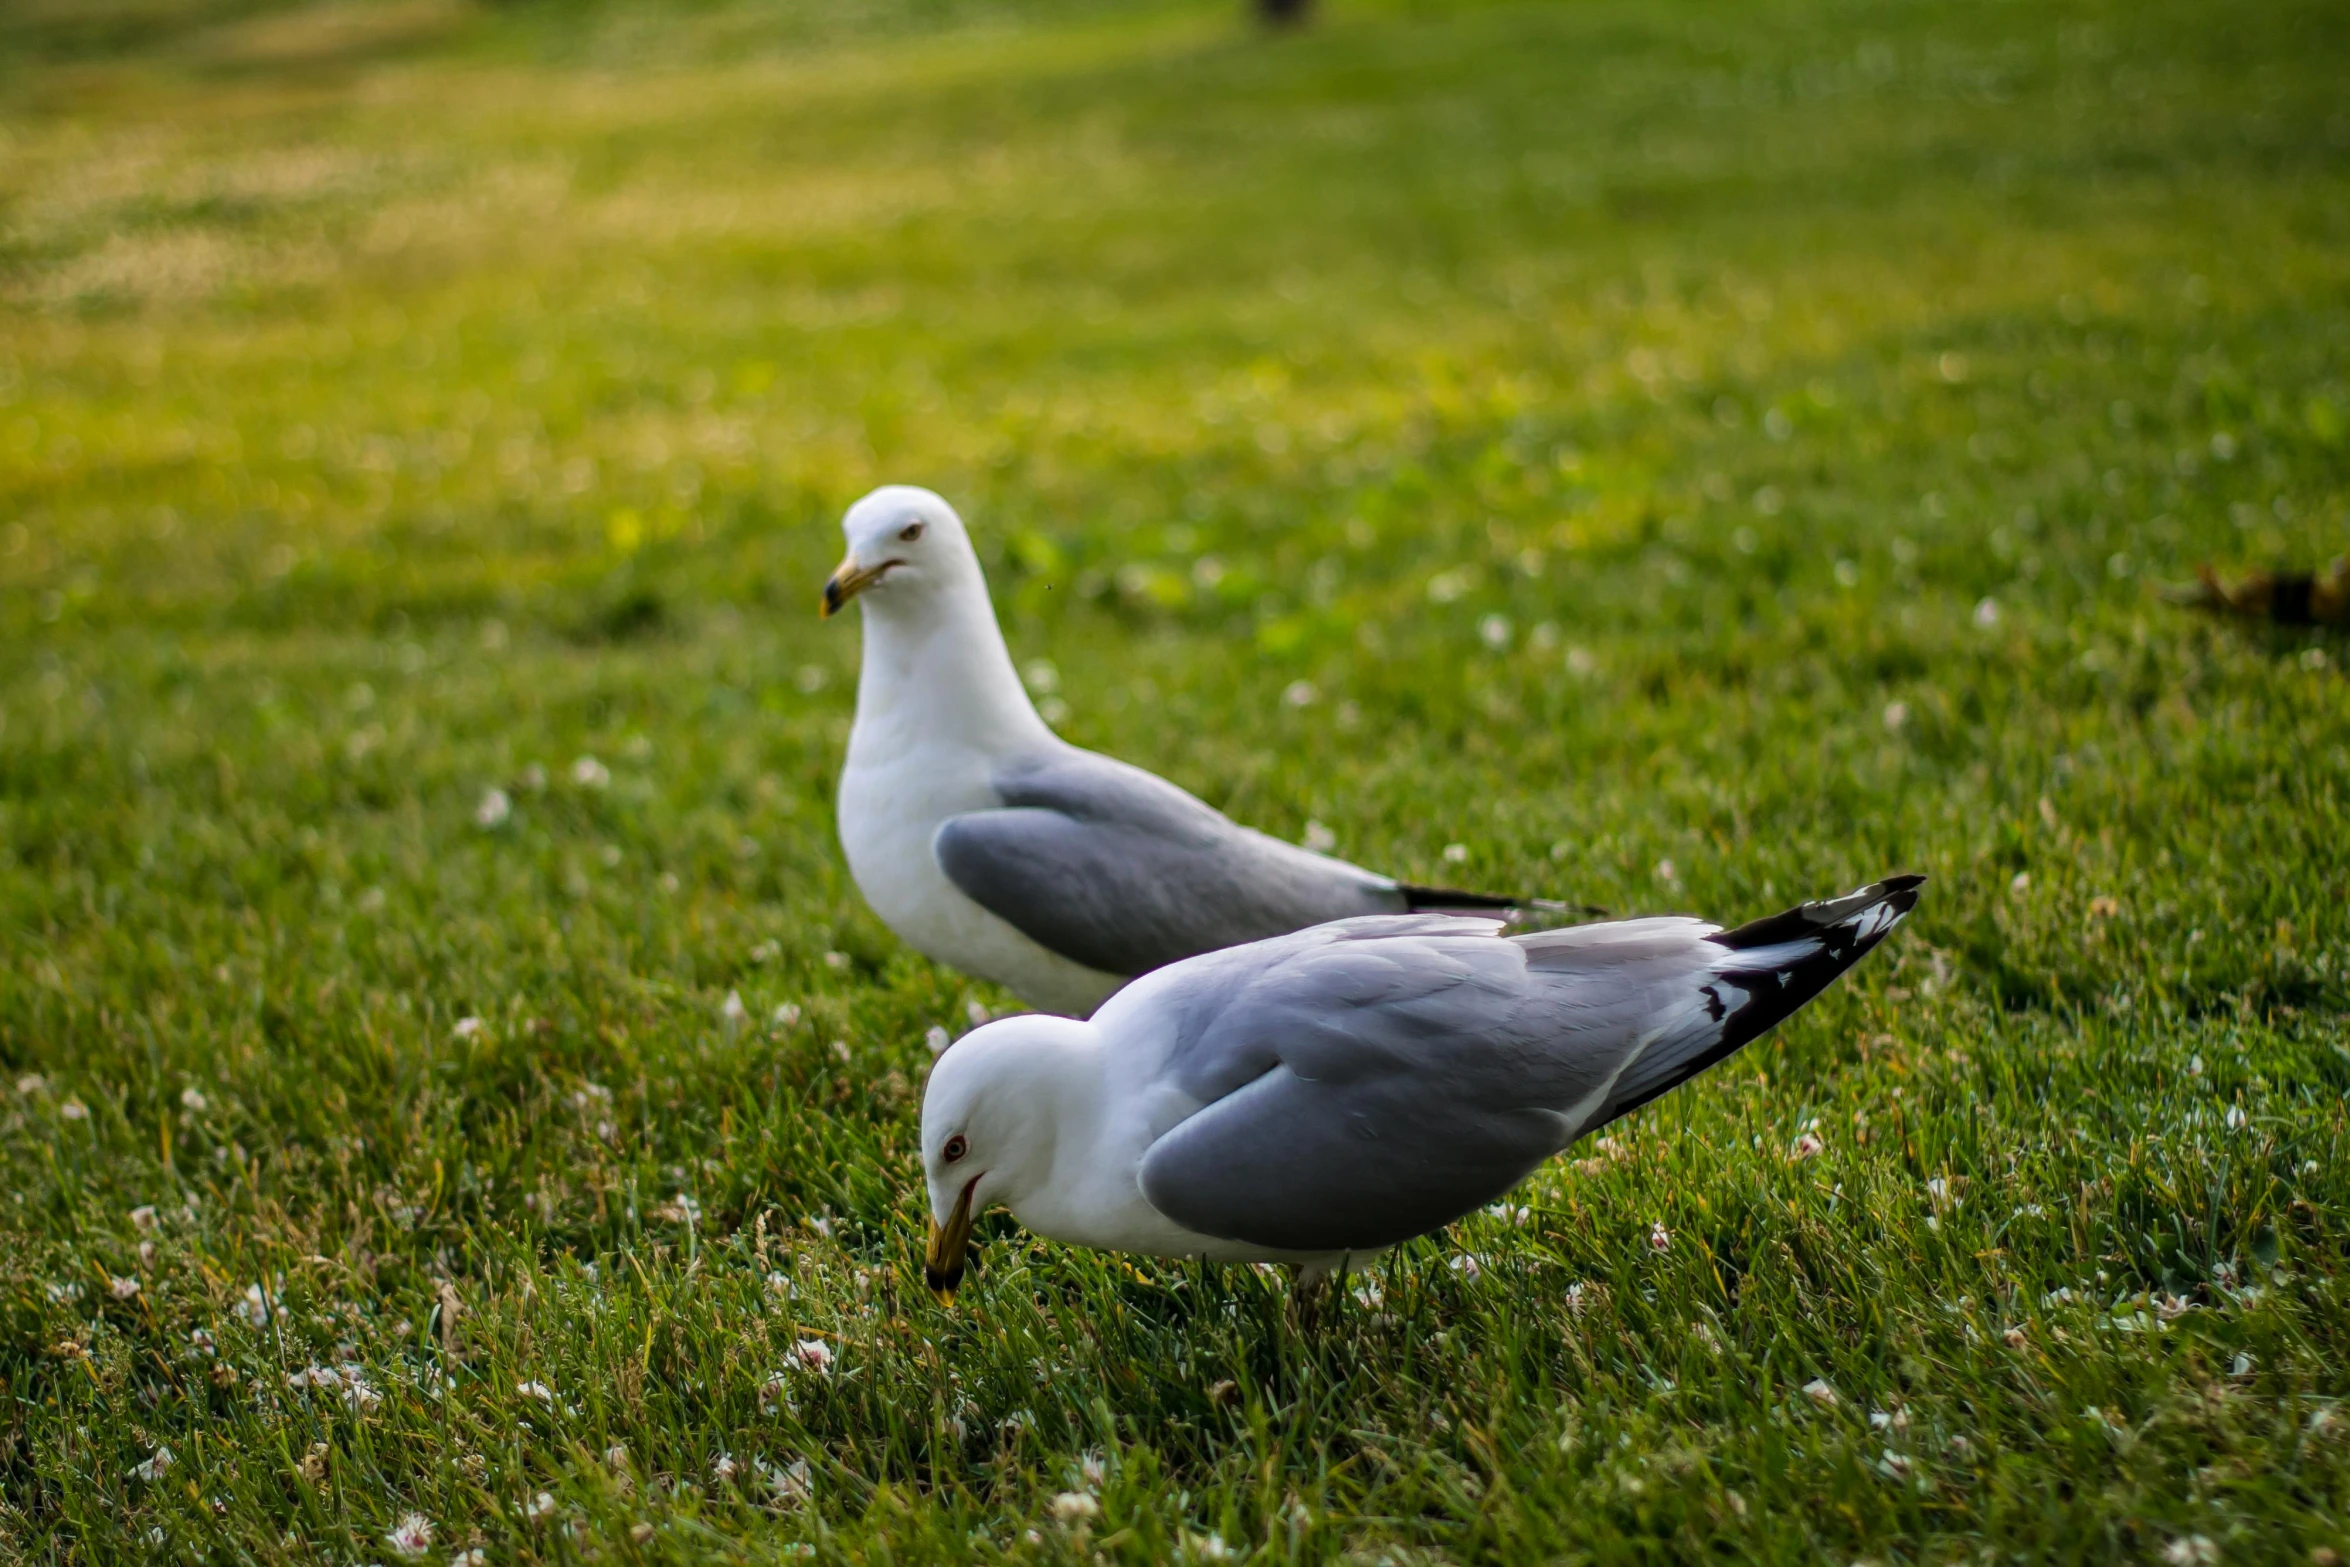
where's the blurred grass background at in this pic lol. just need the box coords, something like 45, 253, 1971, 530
3, 0, 2349, 1560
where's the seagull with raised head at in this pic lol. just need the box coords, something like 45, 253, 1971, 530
823, 484, 1564, 1016
919, 875, 1922, 1298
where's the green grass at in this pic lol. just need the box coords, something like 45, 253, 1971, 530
4, 0, 2350, 1558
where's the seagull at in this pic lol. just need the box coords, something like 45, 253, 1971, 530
919, 874, 1922, 1299
822, 484, 1570, 1016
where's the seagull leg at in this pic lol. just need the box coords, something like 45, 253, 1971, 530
1286, 1259, 1339, 1330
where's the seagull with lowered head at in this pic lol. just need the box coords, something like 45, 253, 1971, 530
919, 874, 1922, 1299
822, 484, 1563, 1016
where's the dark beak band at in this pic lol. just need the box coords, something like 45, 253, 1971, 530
924, 1178, 980, 1303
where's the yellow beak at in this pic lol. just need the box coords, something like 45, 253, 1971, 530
924, 1178, 980, 1304
820, 554, 892, 618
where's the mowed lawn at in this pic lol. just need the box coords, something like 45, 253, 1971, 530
4, 0, 2349, 1558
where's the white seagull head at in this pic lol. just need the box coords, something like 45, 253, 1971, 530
822, 484, 980, 620
920, 1013, 1098, 1300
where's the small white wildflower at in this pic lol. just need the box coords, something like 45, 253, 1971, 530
1449, 1253, 1484, 1281
523, 1491, 555, 1521
44, 1281, 82, 1304
2224, 1104, 2247, 1130
452, 1017, 485, 1040
59, 1098, 88, 1121
1655, 858, 1678, 884
15, 1073, 45, 1095
235, 1283, 273, 1327
1282, 680, 1318, 708
179, 1086, 208, 1111
110, 1275, 140, 1300
721, 990, 748, 1027
1184, 1532, 1235, 1560
1973, 596, 2001, 629
1879, 1449, 1913, 1479
773, 1002, 801, 1028
1351, 1279, 1384, 1309
570, 756, 610, 789
130, 1204, 159, 1231
792, 1338, 835, 1374
1301, 820, 1338, 854
385, 1513, 434, 1557
1648, 1221, 1671, 1252
1802, 1378, 1839, 1407
517, 1380, 555, 1403
711, 1452, 739, 1483
1478, 614, 1513, 650
449, 1552, 487, 1567
925, 1025, 952, 1055
189, 1328, 214, 1354
1882, 700, 1909, 731
475, 788, 512, 829
128, 1446, 174, 1482
966, 1001, 991, 1026
2003, 1324, 2029, 1348
1791, 1132, 1825, 1160
762, 1456, 813, 1505
1442, 843, 1469, 864
2161, 1536, 2218, 1566
1077, 1452, 1108, 1489
759, 1373, 792, 1412
1049, 1491, 1100, 1523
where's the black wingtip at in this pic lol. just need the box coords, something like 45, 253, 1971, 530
1710, 872, 1925, 951
1400, 884, 1609, 920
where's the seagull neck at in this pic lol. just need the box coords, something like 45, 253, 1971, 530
852, 593, 1054, 761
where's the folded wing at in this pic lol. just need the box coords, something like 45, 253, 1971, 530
1135, 877, 1921, 1253
930, 747, 1405, 979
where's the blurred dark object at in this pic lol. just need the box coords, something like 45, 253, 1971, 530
2167, 559, 2350, 627
1256, 0, 1313, 26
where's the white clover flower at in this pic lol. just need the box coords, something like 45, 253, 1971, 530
110, 1276, 141, 1300
475, 788, 512, 829
179, 1085, 208, 1111
1077, 1453, 1108, 1489
1449, 1254, 1484, 1281
452, 1017, 485, 1040
1282, 680, 1318, 708
386, 1513, 434, 1557
522, 1491, 555, 1521
1802, 1378, 1839, 1407
1791, 1132, 1825, 1160
761, 1456, 813, 1505
1299, 818, 1339, 855
59, 1099, 88, 1121
2161, 1537, 2218, 1566
517, 1380, 555, 1404
1648, 1221, 1671, 1252
711, 1452, 739, 1483
1973, 597, 2001, 630
773, 1003, 802, 1028
721, 990, 748, 1027
130, 1204, 159, 1231
1049, 1491, 1100, 1523
925, 1025, 952, 1055
1442, 843, 1469, 864
128, 1447, 173, 1482
15, 1073, 45, 1096
791, 1338, 835, 1375
1183, 1532, 1235, 1560
570, 756, 610, 789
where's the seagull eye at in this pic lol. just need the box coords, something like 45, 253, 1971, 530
942, 1134, 967, 1164
898, 521, 925, 542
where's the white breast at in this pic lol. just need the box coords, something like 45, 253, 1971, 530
837, 736, 1122, 1016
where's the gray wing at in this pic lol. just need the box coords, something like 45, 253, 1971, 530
930, 747, 1405, 979
1134, 877, 1922, 1253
